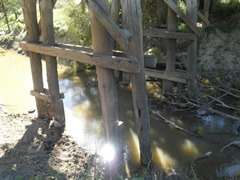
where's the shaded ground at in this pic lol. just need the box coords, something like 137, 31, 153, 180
0, 105, 103, 180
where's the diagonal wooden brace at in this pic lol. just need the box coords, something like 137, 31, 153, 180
164, 0, 201, 36
85, 0, 131, 51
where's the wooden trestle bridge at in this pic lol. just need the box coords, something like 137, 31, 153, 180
21, 0, 210, 168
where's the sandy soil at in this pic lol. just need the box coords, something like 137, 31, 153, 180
0, 105, 103, 180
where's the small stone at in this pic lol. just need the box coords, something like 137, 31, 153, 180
28, 109, 35, 114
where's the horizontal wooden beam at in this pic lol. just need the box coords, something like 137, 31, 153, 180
20, 42, 140, 73
30, 90, 54, 103
143, 28, 196, 40
56, 43, 157, 68
197, 11, 209, 26
85, 0, 131, 51
145, 68, 188, 84
31, 90, 64, 103
43, 88, 64, 99
164, 0, 201, 36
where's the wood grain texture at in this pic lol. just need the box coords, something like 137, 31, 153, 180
22, 0, 48, 118
143, 28, 196, 40
198, 11, 209, 26
186, 0, 198, 97
145, 69, 187, 84
38, 0, 57, 33
39, 0, 65, 125
164, 0, 201, 36
20, 42, 140, 73
122, 0, 152, 165
86, 0, 131, 51
89, 0, 119, 177
163, 0, 177, 94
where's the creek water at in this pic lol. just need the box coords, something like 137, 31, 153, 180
0, 50, 239, 178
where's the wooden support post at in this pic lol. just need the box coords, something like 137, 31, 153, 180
39, 0, 65, 125
203, 0, 210, 19
111, 0, 121, 80
89, 0, 119, 177
163, 0, 177, 94
122, 0, 152, 166
203, 0, 210, 27
186, 0, 197, 98
22, 0, 48, 118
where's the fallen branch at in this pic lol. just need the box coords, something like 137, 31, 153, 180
179, 92, 240, 121
194, 151, 212, 162
220, 141, 240, 152
149, 108, 198, 137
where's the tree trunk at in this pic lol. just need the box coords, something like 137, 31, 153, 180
1, 0, 11, 33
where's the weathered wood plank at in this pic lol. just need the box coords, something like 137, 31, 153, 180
164, 0, 201, 36
143, 28, 196, 40
20, 42, 140, 73
186, 0, 198, 97
30, 90, 53, 103
163, 0, 177, 94
122, 0, 152, 165
22, 0, 48, 118
144, 55, 157, 68
38, 0, 57, 33
89, 0, 119, 177
57, 42, 155, 69
85, 0, 131, 51
39, 0, 65, 125
145, 69, 187, 84
111, 0, 122, 81
198, 11, 209, 26
111, 0, 121, 24
204, 0, 210, 19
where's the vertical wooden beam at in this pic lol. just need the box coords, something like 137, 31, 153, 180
203, 0, 210, 20
162, 0, 177, 94
39, 0, 65, 125
111, 0, 121, 80
89, 0, 119, 177
22, 0, 48, 118
122, 0, 152, 166
186, 0, 197, 97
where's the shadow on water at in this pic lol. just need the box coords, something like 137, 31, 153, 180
0, 118, 66, 179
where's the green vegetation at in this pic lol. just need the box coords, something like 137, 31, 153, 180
211, 0, 240, 20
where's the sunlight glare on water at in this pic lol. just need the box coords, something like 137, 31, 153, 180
154, 147, 177, 172
181, 139, 200, 157
100, 143, 115, 162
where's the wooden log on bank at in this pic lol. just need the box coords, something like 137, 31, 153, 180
22, 0, 48, 118
122, 0, 152, 165
186, 0, 198, 98
39, 0, 65, 125
162, 0, 177, 94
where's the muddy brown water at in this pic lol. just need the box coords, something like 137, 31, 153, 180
0, 50, 239, 178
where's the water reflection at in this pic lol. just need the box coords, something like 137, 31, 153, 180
181, 139, 200, 157
1, 50, 240, 178
154, 146, 177, 171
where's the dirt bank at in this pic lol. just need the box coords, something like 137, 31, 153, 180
0, 105, 103, 180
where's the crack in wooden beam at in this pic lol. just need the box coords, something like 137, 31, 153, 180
85, 0, 131, 51
20, 42, 140, 73
164, 0, 201, 36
